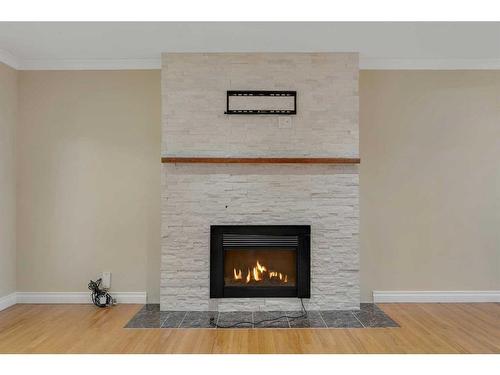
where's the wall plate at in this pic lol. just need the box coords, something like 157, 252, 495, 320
225, 90, 297, 115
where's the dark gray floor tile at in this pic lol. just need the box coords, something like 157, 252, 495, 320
138, 304, 160, 313
217, 311, 253, 328
253, 311, 289, 328
353, 308, 399, 328
160, 311, 187, 328
287, 311, 326, 328
320, 310, 363, 328
125, 304, 163, 328
359, 303, 383, 313
179, 311, 218, 328
124, 304, 400, 330
125, 310, 164, 328
256, 320, 289, 328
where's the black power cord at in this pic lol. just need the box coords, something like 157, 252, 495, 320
88, 278, 113, 308
210, 298, 307, 328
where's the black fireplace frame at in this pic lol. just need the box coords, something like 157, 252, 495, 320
210, 225, 311, 299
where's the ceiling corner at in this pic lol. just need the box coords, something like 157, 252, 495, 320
0, 48, 20, 70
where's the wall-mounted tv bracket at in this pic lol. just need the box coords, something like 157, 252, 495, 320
224, 90, 297, 115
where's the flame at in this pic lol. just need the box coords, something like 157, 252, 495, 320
256, 260, 267, 273
233, 268, 242, 280
253, 266, 261, 281
246, 269, 251, 283
233, 260, 289, 284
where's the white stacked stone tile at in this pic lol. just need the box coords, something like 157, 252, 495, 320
161, 53, 359, 311
162, 53, 358, 158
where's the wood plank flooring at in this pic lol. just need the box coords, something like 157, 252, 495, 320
0, 303, 499, 353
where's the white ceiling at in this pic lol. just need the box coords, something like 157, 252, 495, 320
1, 22, 500, 70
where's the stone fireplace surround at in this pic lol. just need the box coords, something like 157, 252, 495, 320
161, 53, 359, 311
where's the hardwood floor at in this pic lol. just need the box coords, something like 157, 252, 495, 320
0, 303, 499, 353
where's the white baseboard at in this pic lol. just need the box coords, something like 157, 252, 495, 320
373, 290, 500, 303
0, 292, 17, 311
15, 292, 146, 304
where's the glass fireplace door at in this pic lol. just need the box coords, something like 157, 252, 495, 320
224, 248, 297, 288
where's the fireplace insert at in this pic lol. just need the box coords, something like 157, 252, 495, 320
210, 225, 310, 298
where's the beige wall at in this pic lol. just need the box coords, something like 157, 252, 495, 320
17, 71, 161, 301
0, 63, 17, 298
360, 71, 500, 301
11, 69, 500, 303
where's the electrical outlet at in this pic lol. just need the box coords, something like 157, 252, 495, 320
278, 116, 292, 129
101, 272, 111, 289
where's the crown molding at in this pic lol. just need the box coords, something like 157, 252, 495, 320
18, 58, 161, 70
360, 57, 500, 70
0, 49, 20, 69
2, 52, 500, 70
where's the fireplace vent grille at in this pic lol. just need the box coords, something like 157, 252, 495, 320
222, 234, 298, 247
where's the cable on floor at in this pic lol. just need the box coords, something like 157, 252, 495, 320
210, 298, 307, 328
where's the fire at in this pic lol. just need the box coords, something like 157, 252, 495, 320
252, 266, 261, 281
246, 269, 251, 283
256, 260, 267, 273
233, 268, 242, 280
233, 260, 288, 284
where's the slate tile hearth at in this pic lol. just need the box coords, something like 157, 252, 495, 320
253, 311, 289, 328
179, 311, 218, 328
287, 310, 326, 328
353, 303, 400, 328
320, 310, 363, 328
125, 304, 399, 329
161, 311, 188, 328
217, 311, 253, 328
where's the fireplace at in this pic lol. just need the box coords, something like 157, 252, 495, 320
161, 53, 360, 311
210, 225, 310, 298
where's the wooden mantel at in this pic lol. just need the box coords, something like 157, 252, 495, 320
161, 157, 360, 164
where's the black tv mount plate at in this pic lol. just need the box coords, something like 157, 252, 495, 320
225, 90, 297, 115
